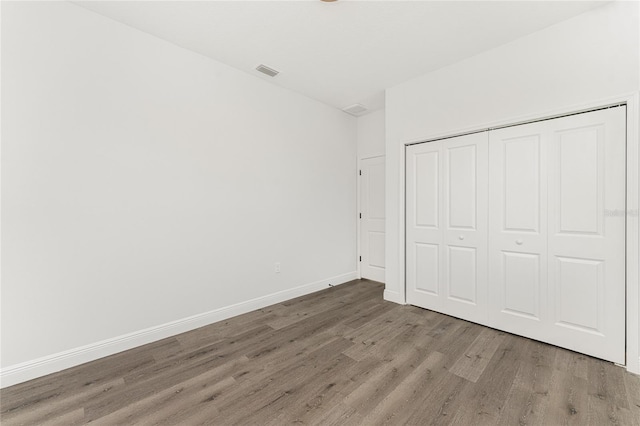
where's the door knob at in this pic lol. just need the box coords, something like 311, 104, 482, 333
516, 239, 523, 245
459, 235, 465, 240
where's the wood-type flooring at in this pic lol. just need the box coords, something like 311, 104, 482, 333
2, 280, 639, 425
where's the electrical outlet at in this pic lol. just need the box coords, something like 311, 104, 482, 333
274, 262, 281, 273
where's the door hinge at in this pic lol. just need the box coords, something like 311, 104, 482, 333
359, 256, 362, 262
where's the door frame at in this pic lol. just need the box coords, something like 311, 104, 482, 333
395, 92, 640, 374
358, 154, 385, 281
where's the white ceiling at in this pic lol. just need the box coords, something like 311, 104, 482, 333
74, 0, 607, 114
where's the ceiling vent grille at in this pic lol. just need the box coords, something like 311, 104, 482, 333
342, 104, 368, 116
256, 64, 279, 77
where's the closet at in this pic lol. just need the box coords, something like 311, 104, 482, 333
405, 107, 626, 363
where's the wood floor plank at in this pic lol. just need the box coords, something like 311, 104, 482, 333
588, 356, 631, 410
1, 279, 638, 426
1, 377, 125, 426
554, 348, 590, 381
587, 394, 636, 425
46, 407, 85, 426
354, 309, 442, 362
244, 287, 381, 360
449, 327, 505, 383
340, 305, 404, 342
341, 345, 430, 416
359, 351, 447, 425
233, 353, 355, 425
542, 366, 589, 425
340, 300, 397, 330
174, 309, 279, 350
496, 341, 557, 425
265, 291, 352, 330
341, 312, 413, 361
427, 316, 478, 358
1, 351, 154, 416
84, 324, 272, 418
90, 353, 250, 425
213, 341, 356, 424
450, 334, 532, 425
269, 354, 385, 424
404, 371, 468, 425
91, 374, 236, 426
294, 401, 364, 426
587, 357, 638, 425
623, 370, 640, 420
228, 326, 350, 387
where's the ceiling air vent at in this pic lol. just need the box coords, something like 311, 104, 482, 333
256, 64, 279, 77
342, 104, 368, 117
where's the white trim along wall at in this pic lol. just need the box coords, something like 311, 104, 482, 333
626, 94, 640, 374
0, 272, 357, 388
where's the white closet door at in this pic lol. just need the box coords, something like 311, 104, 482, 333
488, 107, 626, 364
488, 121, 549, 337
406, 140, 442, 310
546, 107, 626, 364
407, 107, 625, 364
360, 156, 386, 282
406, 132, 488, 323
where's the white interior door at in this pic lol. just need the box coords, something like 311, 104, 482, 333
406, 132, 488, 323
360, 156, 385, 282
407, 106, 626, 364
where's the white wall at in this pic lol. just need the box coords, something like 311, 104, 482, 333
357, 109, 385, 160
386, 2, 639, 145
1, 1, 357, 382
384, 0, 639, 369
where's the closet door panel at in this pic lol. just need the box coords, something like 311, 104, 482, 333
447, 246, 477, 304
446, 144, 477, 230
442, 134, 488, 322
488, 122, 548, 332
502, 252, 541, 319
546, 107, 626, 364
406, 141, 444, 310
406, 132, 488, 323
414, 243, 439, 296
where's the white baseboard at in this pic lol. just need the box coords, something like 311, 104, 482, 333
0, 271, 358, 389
383, 289, 404, 305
